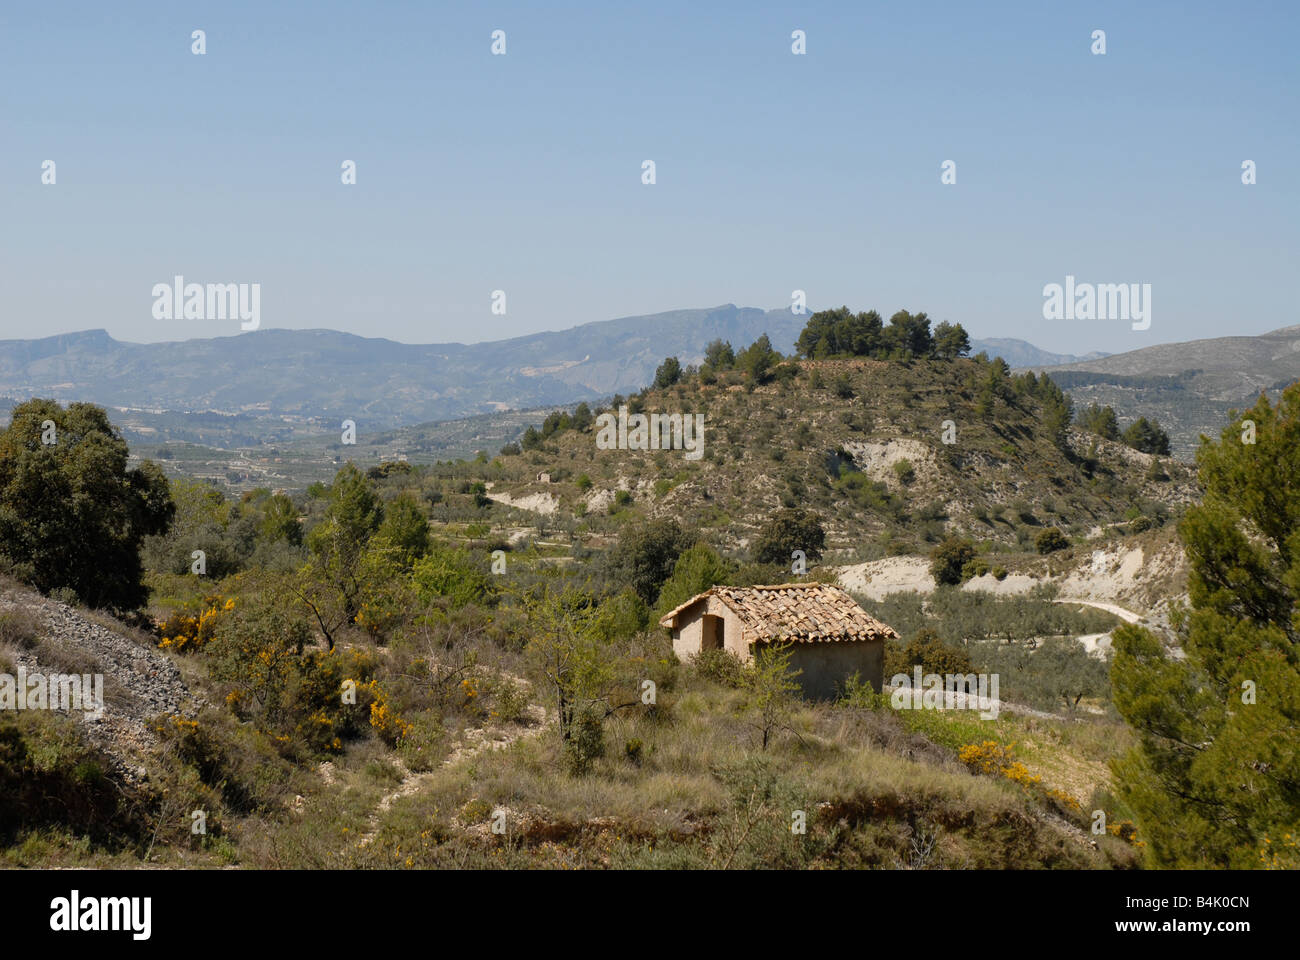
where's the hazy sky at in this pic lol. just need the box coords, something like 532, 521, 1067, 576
2, 1, 1296, 354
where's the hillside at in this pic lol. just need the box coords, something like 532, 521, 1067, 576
483, 356, 1196, 559
2, 315, 1126, 465
0, 573, 1135, 870
1037, 324, 1300, 459
0, 362, 1198, 871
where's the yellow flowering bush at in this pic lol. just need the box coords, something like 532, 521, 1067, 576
153, 714, 209, 770
1107, 819, 1146, 849
958, 740, 1041, 788
1259, 833, 1299, 869
157, 595, 235, 653
207, 596, 377, 756
961, 740, 1115, 840
461, 677, 478, 708
364, 679, 412, 745
1046, 788, 1082, 814
290, 647, 378, 754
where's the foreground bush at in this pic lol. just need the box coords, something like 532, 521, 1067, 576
0, 400, 174, 611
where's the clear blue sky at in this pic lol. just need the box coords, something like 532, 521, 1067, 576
2, 0, 1296, 355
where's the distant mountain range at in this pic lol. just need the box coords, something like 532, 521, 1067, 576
1036, 324, 1300, 459
0, 307, 1086, 428
969, 338, 1109, 368
0, 307, 798, 428
4, 309, 1293, 462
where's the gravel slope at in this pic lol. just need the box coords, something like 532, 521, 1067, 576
1, 586, 194, 780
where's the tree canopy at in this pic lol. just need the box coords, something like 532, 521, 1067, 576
653, 356, 682, 389
704, 339, 736, 370
603, 518, 696, 606
751, 508, 826, 566
1122, 417, 1171, 456
1077, 403, 1121, 441
795, 306, 969, 361
0, 399, 174, 610
737, 334, 781, 384
1110, 385, 1300, 867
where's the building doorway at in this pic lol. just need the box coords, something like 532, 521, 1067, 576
701, 614, 724, 651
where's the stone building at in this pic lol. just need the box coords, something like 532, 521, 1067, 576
658, 583, 898, 699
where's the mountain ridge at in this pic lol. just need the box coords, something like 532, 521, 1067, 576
2, 308, 1088, 426
9, 312, 1295, 464
1035, 322, 1300, 458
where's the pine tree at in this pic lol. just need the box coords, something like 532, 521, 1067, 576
1110, 386, 1300, 867
1122, 416, 1171, 455
653, 356, 682, 388
654, 543, 738, 621
1077, 403, 1120, 441
932, 321, 971, 359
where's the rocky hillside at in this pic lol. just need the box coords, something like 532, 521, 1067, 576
484, 356, 1197, 559
0, 580, 193, 781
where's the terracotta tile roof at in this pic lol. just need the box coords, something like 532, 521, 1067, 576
658, 583, 898, 645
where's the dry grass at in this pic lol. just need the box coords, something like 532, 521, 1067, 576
0, 606, 40, 650
332, 671, 1106, 869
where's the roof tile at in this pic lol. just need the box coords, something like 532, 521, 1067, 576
658, 583, 898, 645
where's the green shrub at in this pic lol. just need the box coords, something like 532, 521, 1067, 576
692, 649, 746, 688
1127, 515, 1153, 534
929, 537, 975, 585
487, 674, 532, 724
49, 587, 81, 607
1035, 528, 1070, 554
837, 671, 889, 708
412, 547, 497, 612
1145, 459, 1169, 482
834, 469, 903, 518
364, 759, 405, 786
563, 708, 606, 776
751, 507, 825, 566
884, 628, 974, 679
